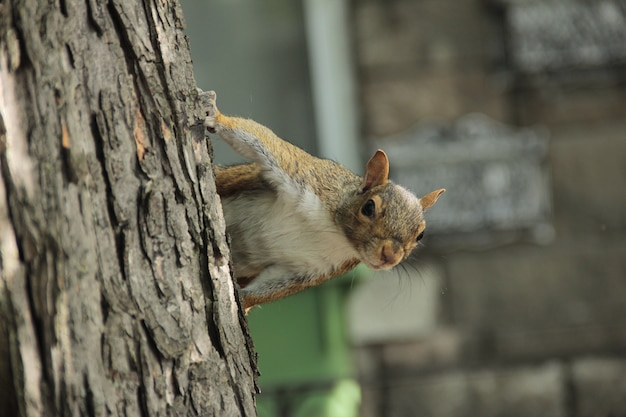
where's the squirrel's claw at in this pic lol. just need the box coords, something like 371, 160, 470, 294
203, 90, 218, 133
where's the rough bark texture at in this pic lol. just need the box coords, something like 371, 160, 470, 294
0, 0, 258, 416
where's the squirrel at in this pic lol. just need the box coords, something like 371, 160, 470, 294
203, 91, 445, 310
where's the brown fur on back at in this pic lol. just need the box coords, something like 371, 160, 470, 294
215, 163, 266, 198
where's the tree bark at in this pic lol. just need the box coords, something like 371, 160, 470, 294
0, 1, 258, 416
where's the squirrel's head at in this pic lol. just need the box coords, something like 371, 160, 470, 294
338, 150, 445, 270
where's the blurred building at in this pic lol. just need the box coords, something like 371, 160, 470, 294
349, 1, 626, 416
183, 0, 626, 416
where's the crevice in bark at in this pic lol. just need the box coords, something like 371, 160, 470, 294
25, 247, 60, 414
195, 219, 228, 363
235, 285, 260, 395
0, 285, 20, 416
185, 123, 212, 247
137, 185, 155, 266
100, 280, 111, 324
0, 119, 18, 263
64, 43, 75, 69
140, 0, 179, 129
83, 373, 96, 417
58, 375, 68, 416
106, 0, 157, 129
135, 322, 156, 415
200, 255, 226, 361
60, 147, 76, 185
7, 6, 32, 71
150, 111, 177, 181
58, 0, 68, 18
90, 113, 128, 284
84, 0, 105, 36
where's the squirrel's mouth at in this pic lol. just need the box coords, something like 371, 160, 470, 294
363, 258, 399, 271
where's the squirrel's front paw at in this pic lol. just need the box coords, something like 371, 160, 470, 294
203, 90, 219, 133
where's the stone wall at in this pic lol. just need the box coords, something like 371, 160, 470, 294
348, 0, 626, 416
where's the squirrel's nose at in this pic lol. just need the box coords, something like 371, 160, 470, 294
380, 242, 402, 266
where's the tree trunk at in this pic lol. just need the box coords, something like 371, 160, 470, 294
0, 1, 258, 416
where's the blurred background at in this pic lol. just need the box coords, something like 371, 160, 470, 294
182, 0, 626, 416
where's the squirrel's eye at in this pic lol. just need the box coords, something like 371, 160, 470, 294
361, 199, 375, 218
416, 231, 425, 242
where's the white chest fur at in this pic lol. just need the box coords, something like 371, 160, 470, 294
220, 186, 358, 285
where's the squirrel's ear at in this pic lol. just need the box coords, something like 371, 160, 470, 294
361, 149, 389, 191
420, 188, 446, 210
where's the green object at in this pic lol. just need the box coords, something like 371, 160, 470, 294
248, 267, 367, 416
